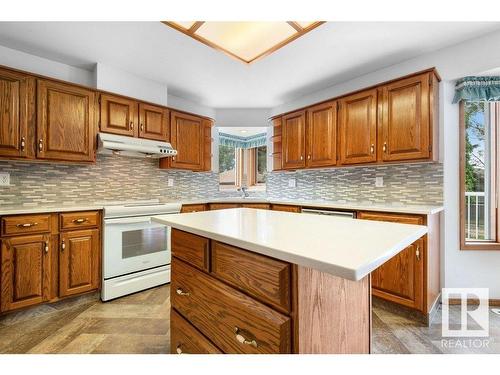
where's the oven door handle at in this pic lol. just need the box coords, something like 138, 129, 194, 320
104, 217, 157, 225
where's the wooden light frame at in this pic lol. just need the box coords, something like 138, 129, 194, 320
161, 21, 325, 64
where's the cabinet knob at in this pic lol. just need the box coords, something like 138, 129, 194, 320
130, 121, 134, 130
300, 155, 303, 161
140, 123, 144, 131
61, 240, 66, 252
45, 242, 49, 254
416, 246, 420, 261
370, 144, 375, 154
20, 137, 26, 151
176, 288, 190, 296
307, 155, 311, 160
234, 327, 258, 348
176, 344, 183, 354
38, 139, 43, 151
383, 142, 387, 153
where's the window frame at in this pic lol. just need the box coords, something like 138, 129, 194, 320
459, 101, 500, 250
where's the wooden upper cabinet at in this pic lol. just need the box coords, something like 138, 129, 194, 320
306, 101, 337, 168
139, 103, 169, 141
0, 68, 35, 159
0, 234, 51, 312
379, 73, 431, 161
100, 94, 138, 137
338, 89, 378, 165
282, 110, 306, 169
59, 229, 100, 298
37, 79, 97, 162
166, 111, 205, 170
272, 117, 283, 171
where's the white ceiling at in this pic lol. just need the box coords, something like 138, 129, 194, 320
0, 22, 499, 108
217, 127, 267, 137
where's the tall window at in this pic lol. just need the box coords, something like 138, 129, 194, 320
460, 101, 500, 249
218, 146, 267, 191
219, 144, 236, 189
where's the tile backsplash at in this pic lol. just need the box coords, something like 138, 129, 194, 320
0, 156, 442, 208
266, 163, 443, 205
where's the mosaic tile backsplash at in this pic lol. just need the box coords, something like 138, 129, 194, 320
0, 155, 442, 208
266, 163, 443, 205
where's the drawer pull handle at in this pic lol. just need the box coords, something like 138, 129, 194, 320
20, 137, 26, 151
234, 327, 258, 348
176, 344, 183, 354
39, 139, 43, 151
73, 218, 88, 224
16, 222, 38, 228
61, 240, 66, 252
416, 246, 421, 261
176, 288, 190, 296
45, 241, 49, 254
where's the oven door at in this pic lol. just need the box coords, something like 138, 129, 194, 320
103, 215, 171, 279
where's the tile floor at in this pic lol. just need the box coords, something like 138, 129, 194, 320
0, 284, 499, 354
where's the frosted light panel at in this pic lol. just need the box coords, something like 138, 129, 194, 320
195, 22, 296, 62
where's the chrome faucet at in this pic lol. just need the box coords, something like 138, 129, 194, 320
237, 186, 249, 198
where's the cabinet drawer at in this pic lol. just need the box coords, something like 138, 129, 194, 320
271, 204, 301, 213
208, 203, 239, 210
171, 229, 210, 271
240, 203, 270, 210
357, 211, 424, 225
1, 214, 51, 236
211, 241, 291, 313
59, 211, 100, 230
171, 309, 221, 354
172, 259, 291, 354
181, 204, 207, 213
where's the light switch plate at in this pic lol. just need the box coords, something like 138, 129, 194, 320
0, 172, 10, 186
375, 176, 384, 187
167, 178, 174, 187
288, 178, 296, 188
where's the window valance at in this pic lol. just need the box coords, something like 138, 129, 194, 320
453, 76, 500, 103
218, 132, 267, 149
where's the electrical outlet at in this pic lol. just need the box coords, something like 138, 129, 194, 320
167, 178, 174, 187
0, 172, 10, 186
288, 178, 296, 188
375, 176, 384, 188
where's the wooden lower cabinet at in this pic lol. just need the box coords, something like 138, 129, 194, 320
0, 210, 101, 314
180, 204, 207, 213
59, 229, 100, 298
0, 234, 51, 311
171, 229, 370, 354
271, 204, 301, 213
357, 211, 439, 316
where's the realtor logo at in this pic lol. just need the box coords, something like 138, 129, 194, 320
442, 288, 489, 337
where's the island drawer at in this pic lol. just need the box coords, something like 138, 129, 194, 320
171, 229, 210, 271
171, 258, 291, 354
180, 204, 207, 213
208, 203, 239, 210
59, 211, 100, 231
211, 241, 291, 313
171, 309, 222, 354
240, 203, 270, 210
1, 214, 51, 236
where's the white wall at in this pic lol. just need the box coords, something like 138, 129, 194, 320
94, 63, 168, 106
215, 108, 271, 128
168, 94, 215, 119
0, 44, 94, 86
272, 29, 500, 298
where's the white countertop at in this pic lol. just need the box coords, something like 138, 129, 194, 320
153, 208, 428, 281
0, 197, 443, 216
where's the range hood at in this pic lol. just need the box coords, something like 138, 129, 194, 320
97, 133, 177, 159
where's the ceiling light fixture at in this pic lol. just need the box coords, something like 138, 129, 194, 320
162, 21, 325, 64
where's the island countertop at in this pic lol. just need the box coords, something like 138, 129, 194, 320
153, 208, 427, 281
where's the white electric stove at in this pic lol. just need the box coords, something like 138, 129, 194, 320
101, 200, 181, 301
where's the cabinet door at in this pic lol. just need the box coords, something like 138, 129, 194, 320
0, 68, 35, 159
138, 103, 169, 141
100, 94, 138, 137
338, 89, 377, 165
168, 111, 204, 170
37, 79, 97, 162
59, 229, 100, 298
1, 234, 51, 312
380, 73, 430, 161
306, 101, 337, 168
282, 110, 306, 169
357, 211, 424, 311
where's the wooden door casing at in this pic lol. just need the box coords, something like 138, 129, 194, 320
59, 229, 99, 298
282, 110, 306, 169
0, 68, 35, 159
306, 101, 337, 168
169, 111, 204, 170
139, 103, 169, 141
380, 73, 430, 161
37, 79, 97, 162
357, 211, 424, 311
0, 234, 51, 312
100, 94, 138, 137
338, 89, 378, 165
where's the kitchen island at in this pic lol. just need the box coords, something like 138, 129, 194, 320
153, 208, 428, 354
